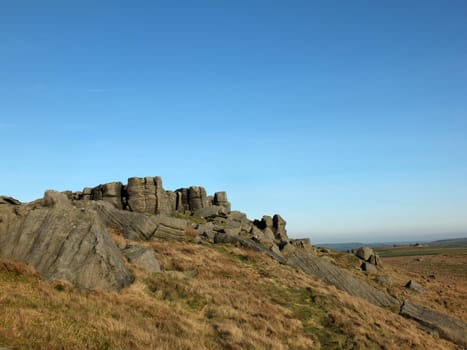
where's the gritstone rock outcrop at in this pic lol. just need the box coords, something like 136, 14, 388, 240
0, 192, 133, 290
1, 177, 466, 346
73, 176, 231, 216
353, 246, 383, 273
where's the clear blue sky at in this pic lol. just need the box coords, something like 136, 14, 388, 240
1, 1, 467, 243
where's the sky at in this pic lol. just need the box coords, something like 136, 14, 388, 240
1, 1, 467, 243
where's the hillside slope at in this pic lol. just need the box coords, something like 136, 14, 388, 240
0, 177, 466, 349
0, 239, 461, 350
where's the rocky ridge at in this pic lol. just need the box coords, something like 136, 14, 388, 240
0, 177, 466, 347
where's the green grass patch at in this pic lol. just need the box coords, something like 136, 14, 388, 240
377, 247, 467, 257
262, 283, 358, 349
145, 273, 208, 312
172, 212, 206, 224
208, 244, 255, 266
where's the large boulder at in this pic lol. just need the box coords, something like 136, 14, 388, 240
355, 246, 374, 261
124, 176, 173, 215
0, 193, 133, 290
355, 246, 383, 268
272, 214, 288, 241
127, 177, 152, 213
213, 191, 231, 212
102, 182, 123, 209
188, 186, 207, 211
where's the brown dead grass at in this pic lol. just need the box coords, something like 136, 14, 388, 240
0, 239, 462, 349
382, 253, 467, 322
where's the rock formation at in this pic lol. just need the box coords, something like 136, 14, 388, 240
353, 246, 382, 272
0, 192, 133, 290
74, 176, 231, 216
401, 301, 467, 347
1, 176, 466, 347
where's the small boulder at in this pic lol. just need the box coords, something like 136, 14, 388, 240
376, 275, 393, 286
405, 280, 425, 293
122, 245, 161, 273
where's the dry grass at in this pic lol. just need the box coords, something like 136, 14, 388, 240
0, 239, 462, 349
382, 253, 467, 322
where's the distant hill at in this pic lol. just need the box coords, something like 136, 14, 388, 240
315, 242, 366, 251
317, 237, 467, 251
427, 237, 467, 247
317, 242, 405, 252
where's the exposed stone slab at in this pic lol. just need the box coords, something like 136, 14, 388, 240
0, 192, 133, 290
400, 301, 467, 347
287, 248, 399, 308
94, 202, 188, 241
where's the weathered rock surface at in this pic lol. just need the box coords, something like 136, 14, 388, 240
94, 201, 188, 241
90, 182, 123, 209
214, 232, 287, 264
194, 205, 226, 218
375, 275, 393, 286
400, 301, 467, 347
354, 246, 383, 268
287, 247, 399, 308
355, 246, 374, 261
361, 261, 378, 274
405, 279, 425, 293
0, 177, 241, 290
213, 191, 231, 212
121, 245, 161, 273
0, 191, 133, 290
272, 214, 288, 242
76, 177, 233, 217
0, 196, 22, 206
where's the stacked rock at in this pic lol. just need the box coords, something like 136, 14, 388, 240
74, 176, 232, 216
354, 246, 383, 273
